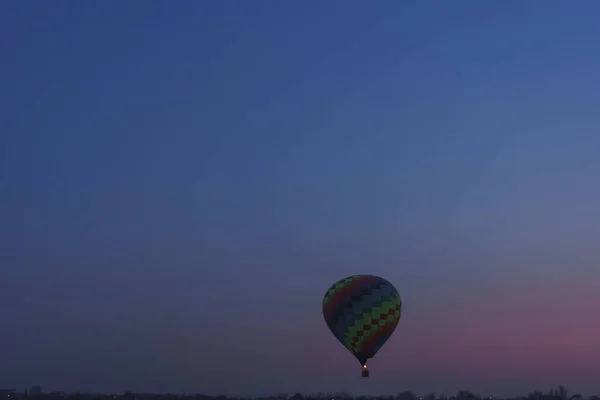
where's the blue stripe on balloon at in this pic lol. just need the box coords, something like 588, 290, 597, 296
331, 280, 398, 343
328, 277, 378, 332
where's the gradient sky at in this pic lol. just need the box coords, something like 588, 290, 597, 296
3, 1, 600, 397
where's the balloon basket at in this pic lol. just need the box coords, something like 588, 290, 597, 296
361, 367, 369, 377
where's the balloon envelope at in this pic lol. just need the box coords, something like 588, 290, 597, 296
322, 275, 402, 366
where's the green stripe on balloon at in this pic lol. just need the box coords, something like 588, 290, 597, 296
343, 294, 401, 348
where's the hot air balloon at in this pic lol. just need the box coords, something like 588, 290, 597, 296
322, 274, 402, 377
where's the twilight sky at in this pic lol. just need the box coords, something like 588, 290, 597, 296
3, 1, 600, 397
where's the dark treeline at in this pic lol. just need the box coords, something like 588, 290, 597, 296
2, 386, 600, 400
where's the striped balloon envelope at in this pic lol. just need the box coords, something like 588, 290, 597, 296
322, 274, 402, 377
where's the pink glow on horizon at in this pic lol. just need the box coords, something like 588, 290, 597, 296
371, 279, 600, 378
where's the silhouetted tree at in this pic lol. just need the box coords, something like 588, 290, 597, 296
557, 387, 567, 400
396, 392, 416, 400
67, 393, 83, 400
457, 391, 479, 400
528, 391, 543, 400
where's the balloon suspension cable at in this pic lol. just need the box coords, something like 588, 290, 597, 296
361, 364, 369, 378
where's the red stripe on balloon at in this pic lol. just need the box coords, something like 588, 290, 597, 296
323, 275, 377, 318
356, 311, 400, 357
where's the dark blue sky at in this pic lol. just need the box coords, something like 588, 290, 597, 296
3, 1, 600, 397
